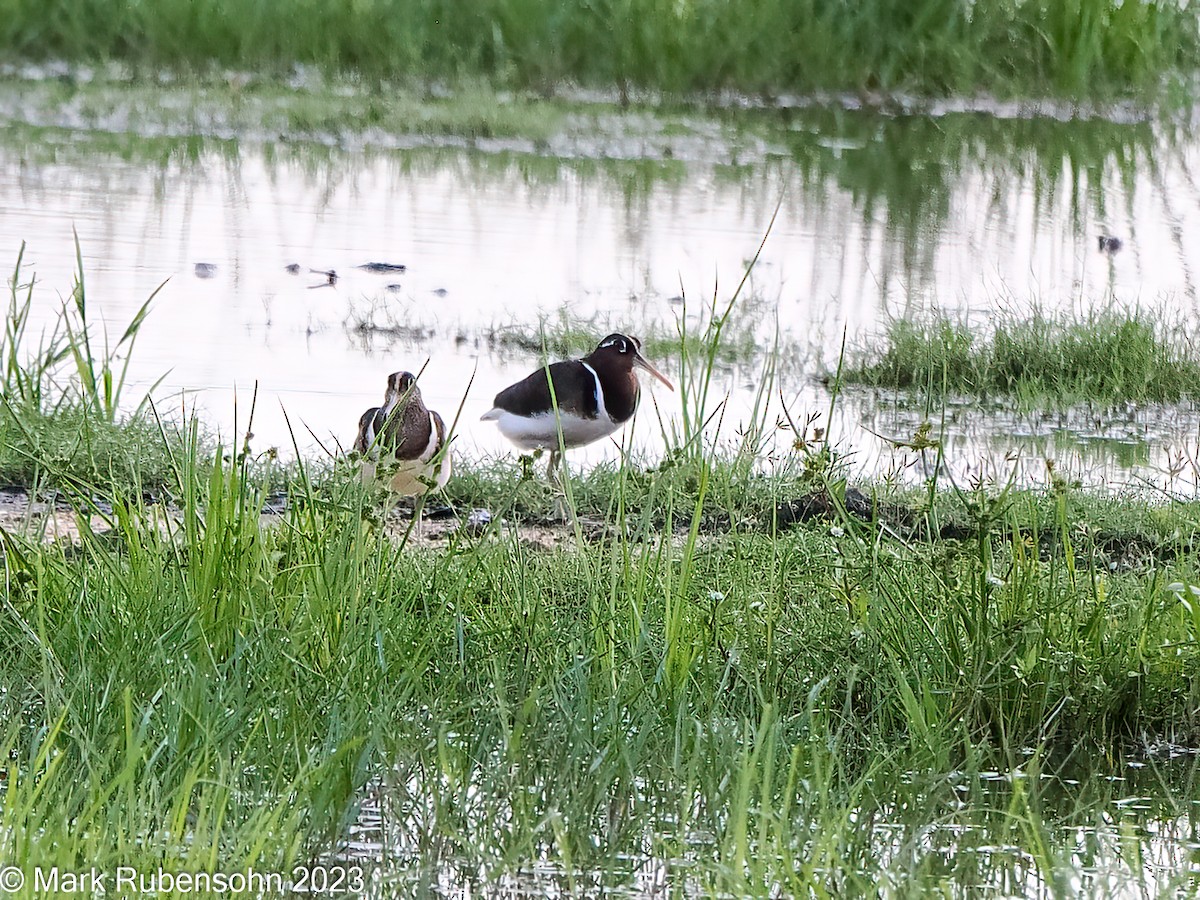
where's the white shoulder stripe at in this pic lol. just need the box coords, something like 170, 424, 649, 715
579, 361, 609, 421
420, 412, 441, 462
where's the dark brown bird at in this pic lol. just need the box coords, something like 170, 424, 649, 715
480, 333, 672, 472
356, 372, 451, 496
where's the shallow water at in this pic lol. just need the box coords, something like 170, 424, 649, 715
333, 749, 1200, 897
2, 96, 1200, 488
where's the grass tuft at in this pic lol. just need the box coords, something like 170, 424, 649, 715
0, 244, 188, 495
844, 308, 1200, 405
479, 300, 779, 373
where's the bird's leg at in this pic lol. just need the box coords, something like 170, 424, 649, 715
411, 497, 425, 541
547, 450, 576, 525
390, 494, 423, 545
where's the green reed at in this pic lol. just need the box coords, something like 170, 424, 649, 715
3, 0, 1196, 100
2, 243, 68, 411
61, 232, 166, 424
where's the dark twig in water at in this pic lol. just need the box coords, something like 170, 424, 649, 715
357, 262, 408, 273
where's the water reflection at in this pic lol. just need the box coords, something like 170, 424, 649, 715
334, 753, 1200, 897
0, 106, 1197, 484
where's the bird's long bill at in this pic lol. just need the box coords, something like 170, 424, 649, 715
633, 351, 674, 391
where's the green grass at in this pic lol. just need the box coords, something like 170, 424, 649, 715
0, 401, 180, 496
3, 252, 1200, 895
0, 240, 183, 496
4, 415, 1200, 894
1, 0, 1197, 101
843, 308, 1200, 406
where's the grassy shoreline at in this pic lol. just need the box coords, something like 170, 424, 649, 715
0, 63, 1181, 156
3, 0, 1198, 102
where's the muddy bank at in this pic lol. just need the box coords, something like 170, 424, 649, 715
0, 481, 1185, 573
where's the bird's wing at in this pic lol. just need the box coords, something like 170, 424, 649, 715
355, 407, 383, 453
489, 361, 598, 418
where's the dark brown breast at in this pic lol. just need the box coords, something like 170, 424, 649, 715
382, 396, 434, 460
592, 364, 639, 423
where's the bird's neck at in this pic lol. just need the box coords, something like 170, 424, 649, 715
589, 361, 638, 422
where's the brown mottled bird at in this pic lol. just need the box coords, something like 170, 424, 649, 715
355, 372, 451, 496
480, 333, 672, 473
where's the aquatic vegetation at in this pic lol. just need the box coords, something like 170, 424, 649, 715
480, 294, 787, 373
3, 0, 1197, 100
4, 406, 1200, 893
844, 308, 1200, 406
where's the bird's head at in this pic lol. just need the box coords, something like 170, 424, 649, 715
593, 333, 673, 390
388, 371, 417, 394
381, 371, 422, 415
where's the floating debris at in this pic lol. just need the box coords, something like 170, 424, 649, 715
309, 268, 338, 287
385, 283, 404, 293
284, 263, 302, 274
352, 321, 435, 341
1140, 739, 1200, 761
194, 262, 217, 278
357, 262, 407, 273
432, 287, 449, 297
1098, 235, 1123, 255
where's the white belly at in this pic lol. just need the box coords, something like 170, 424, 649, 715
489, 409, 620, 451
483, 362, 624, 452
386, 455, 451, 495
